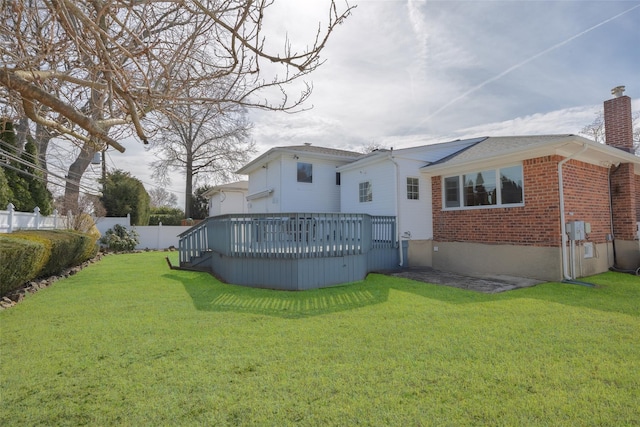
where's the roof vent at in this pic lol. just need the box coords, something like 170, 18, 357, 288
611, 85, 625, 98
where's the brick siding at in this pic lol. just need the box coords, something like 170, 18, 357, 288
432, 155, 614, 247
609, 163, 638, 240
604, 95, 634, 152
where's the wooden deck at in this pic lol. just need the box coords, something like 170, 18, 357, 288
178, 213, 399, 290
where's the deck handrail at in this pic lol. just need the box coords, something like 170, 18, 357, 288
178, 213, 396, 264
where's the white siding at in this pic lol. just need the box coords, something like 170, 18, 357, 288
340, 160, 396, 216
395, 157, 432, 240
279, 156, 342, 212
246, 158, 282, 213
209, 191, 247, 216
341, 156, 433, 239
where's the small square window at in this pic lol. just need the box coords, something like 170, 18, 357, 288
407, 177, 419, 200
359, 181, 372, 202
297, 162, 312, 183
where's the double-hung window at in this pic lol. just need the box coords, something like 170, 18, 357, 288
406, 177, 419, 200
359, 181, 372, 202
443, 165, 523, 209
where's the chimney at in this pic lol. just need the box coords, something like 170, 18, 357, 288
603, 85, 634, 153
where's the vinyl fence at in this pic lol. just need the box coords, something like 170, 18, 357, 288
1, 205, 190, 250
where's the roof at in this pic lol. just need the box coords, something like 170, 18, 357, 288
421, 134, 640, 174
202, 181, 249, 198
236, 144, 362, 175
336, 137, 486, 172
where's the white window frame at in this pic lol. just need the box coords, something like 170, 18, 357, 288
406, 177, 419, 200
442, 164, 524, 210
297, 162, 313, 183
359, 181, 372, 203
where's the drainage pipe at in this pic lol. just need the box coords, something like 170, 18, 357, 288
558, 143, 589, 280
389, 149, 403, 266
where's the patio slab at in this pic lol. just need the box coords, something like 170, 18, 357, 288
382, 267, 544, 293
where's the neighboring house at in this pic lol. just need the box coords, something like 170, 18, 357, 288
235, 143, 362, 213
203, 181, 249, 217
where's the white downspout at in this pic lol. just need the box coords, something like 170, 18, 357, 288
389, 149, 403, 266
558, 143, 588, 280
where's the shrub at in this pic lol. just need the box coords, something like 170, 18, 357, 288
149, 206, 184, 226
0, 237, 45, 296
9, 230, 100, 278
99, 224, 139, 252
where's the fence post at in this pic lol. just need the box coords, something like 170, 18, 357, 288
126, 213, 131, 226
53, 209, 59, 229
157, 221, 162, 250
7, 203, 15, 233
34, 206, 41, 230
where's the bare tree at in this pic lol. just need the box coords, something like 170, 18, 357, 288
1, 0, 355, 150
148, 187, 178, 208
150, 99, 254, 218
1, 0, 355, 209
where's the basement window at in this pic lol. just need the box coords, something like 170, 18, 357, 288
443, 165, 523, 209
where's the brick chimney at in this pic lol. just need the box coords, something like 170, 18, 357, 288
603, 85, 634, 153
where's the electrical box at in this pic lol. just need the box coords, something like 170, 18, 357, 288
567, 220, 585, 241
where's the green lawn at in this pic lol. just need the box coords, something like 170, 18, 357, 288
1, 252, 639, 426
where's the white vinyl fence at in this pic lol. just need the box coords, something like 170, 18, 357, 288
1, 204, 192, 250
94, 215, 191, 250
0, 203, 67, 233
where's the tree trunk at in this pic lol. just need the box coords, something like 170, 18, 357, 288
184, 151, 193, 219
64, 142, 97, 213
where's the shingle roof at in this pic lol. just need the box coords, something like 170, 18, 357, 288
445, 135, 577, 163
275, 144, 362, 158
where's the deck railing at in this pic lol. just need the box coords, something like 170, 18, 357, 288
178, 213, 396, 264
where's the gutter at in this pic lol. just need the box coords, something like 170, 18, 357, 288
558, 143, 588, 281
389, 148, 403, 266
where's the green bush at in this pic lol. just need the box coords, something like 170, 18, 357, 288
149, 207, 184, 226
0, 237, 45, 296
99, 224, 139, 252
0, 230, 100, 296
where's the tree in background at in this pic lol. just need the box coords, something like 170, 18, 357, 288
0, 166, 12, 209
0, 121, 53, 214
190, 186, 212, 220
1, 1, 354, 211
100, 170, 150, 225
150, 98, 254, 218
148, 187, 179, 209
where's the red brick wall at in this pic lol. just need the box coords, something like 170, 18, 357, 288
609, 163, 638, 240
636, 174, 640, 222
604, 95, 634, 152
432, 155, 613, 247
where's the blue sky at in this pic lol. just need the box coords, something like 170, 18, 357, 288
106, 0, 640, 206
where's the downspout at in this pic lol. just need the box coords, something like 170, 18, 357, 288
389, 148, 403, 266
558, 143, 588, 280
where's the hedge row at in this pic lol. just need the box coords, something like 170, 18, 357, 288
0, 230, 99, 296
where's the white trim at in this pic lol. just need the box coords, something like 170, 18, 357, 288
441, 163, 524, 211
246, 188, 274, 201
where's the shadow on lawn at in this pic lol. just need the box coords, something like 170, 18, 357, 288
163, 273, 390, 318
164, 270, 639, 319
